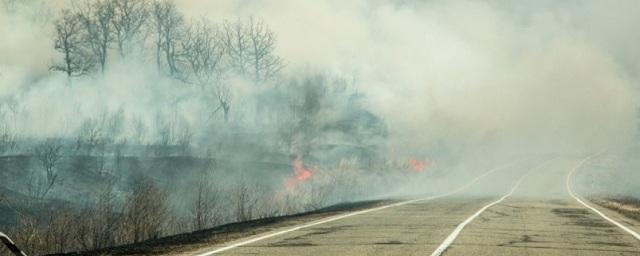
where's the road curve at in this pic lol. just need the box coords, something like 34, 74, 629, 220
443, 158, 640, 256
174, 158, 640, 256
190, 162, 516, 256
177, 160, 531, 256
566, 155, 640, 241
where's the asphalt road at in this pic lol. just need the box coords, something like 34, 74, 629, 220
176, 158, 640, 256
445, 158, 640, 256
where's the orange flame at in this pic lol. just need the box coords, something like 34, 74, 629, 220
292, 155, 312, 181
409, 157, 429, 172
283, 154, 313, 192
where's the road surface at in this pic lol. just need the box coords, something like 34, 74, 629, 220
175, 158, 640, 256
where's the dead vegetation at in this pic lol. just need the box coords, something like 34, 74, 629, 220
43, 200, 391, 256
591, 196, 640, 221
0, 1, 394, 255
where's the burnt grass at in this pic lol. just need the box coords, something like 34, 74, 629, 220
45, 199, 393, 256
590, 195, 640, 222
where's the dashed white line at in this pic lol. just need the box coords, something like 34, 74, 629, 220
429, 169, 533, 256
566, 155, 640, 241
191, 162, 518, 256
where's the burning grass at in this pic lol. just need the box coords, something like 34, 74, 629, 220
590, 196, 640, 221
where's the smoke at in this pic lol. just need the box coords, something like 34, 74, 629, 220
1, 0, 638, 152
3, 3, 640, 251
0, 0, 639, 213
173, 0, 640, 156
0, 0, 54, 97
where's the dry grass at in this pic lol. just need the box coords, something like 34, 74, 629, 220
591, 196, 640, 221
44, 200, 391, 256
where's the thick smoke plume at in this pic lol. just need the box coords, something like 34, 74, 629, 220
3, 0, 638, 155
1, 0, 640, 255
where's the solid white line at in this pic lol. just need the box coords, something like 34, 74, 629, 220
192, 162, 517, 256
429, 169, 534, 256
566, 156, 640, 241
0, 232, 27, 256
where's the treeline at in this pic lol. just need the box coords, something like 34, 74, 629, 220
0, 0, 394, 255
52, 0, 283, 121
3, 160, 376, 255
0, 76, 389, 255
0, 66, 390, 256
7, 174, 251, 255
5, 177, 166, 255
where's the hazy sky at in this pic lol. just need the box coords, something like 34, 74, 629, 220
1, 0, 639, 154
172, 0, 640, 153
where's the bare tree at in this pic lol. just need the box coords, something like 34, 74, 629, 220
73, 209, 93, 251
43, 206, 75, 254
68, 118, 104, 179
51, 9, 94, 80
77, 0, 115, 74
214, 17, 283, 123
179, 19, 232, 122
180, 19, 225, 88
222, 17, 283, 84
222, 18, 250, 76
89, 183, 120, 249
73, 110, 124, 174
232, 177, 259, 222
253, 186, 280, 219
189, 177, 223, 230
104, 108, 125, 140
11, 215, 41, 255
279, 75, 325, 154
154, 115, 174, 156
110, 0, 150, 57
246, 17, 284, 84
152, 0, 183, 76
305, 180, 332, 211
124, 176, 167, 243
33, 139, 64, 200
0, 125, 17, 155
0, 99, 18, 154
210, 83, 231, 122
152, 113, 194, 155
75, 118, 105, 155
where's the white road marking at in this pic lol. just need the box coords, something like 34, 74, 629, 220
191, 162, 518, 256
429, 166, 536, 256
0, 232, 27, 256
566, 156, 640, 241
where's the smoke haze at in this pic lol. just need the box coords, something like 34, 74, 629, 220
2, 0, 638, 155
175, 0, 639, 153
2, 1, 640, 255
